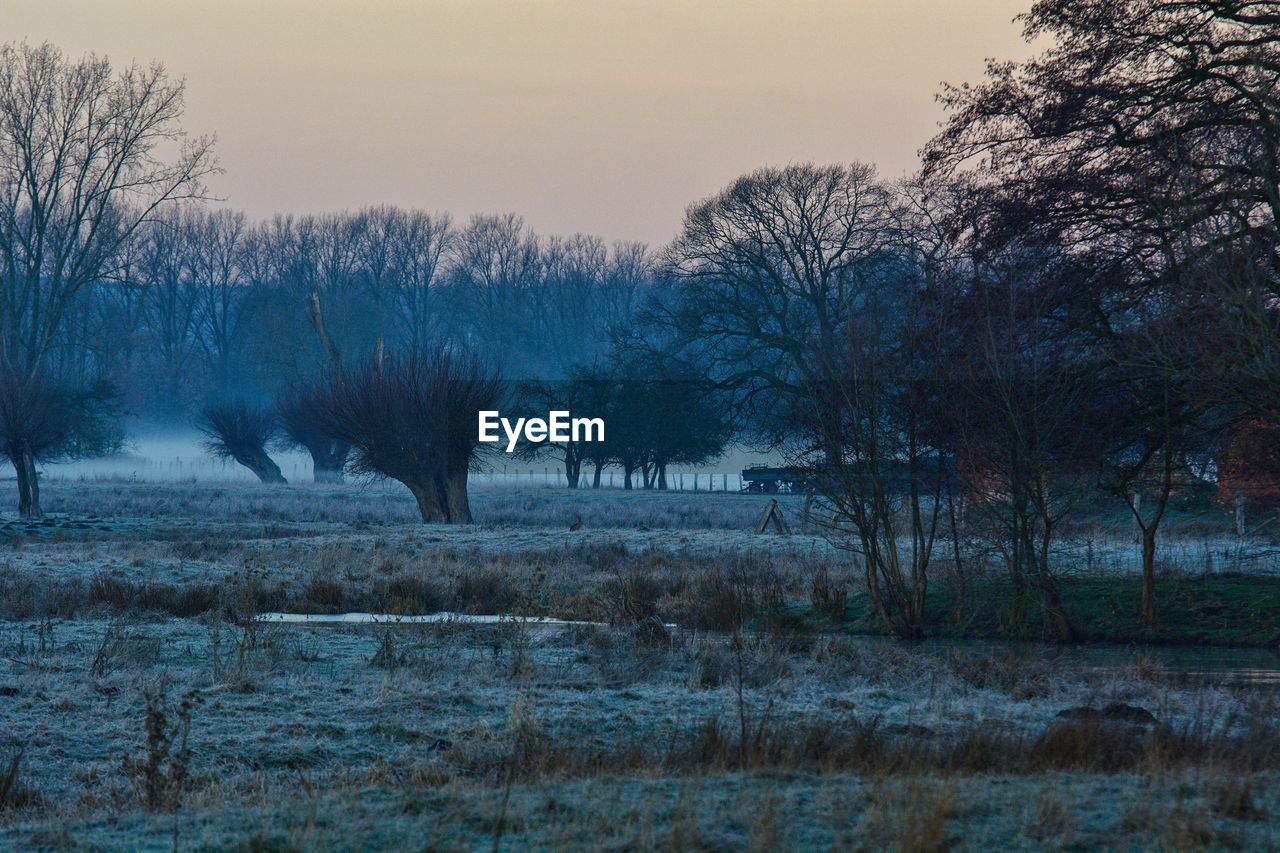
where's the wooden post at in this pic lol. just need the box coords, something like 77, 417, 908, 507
755, 499, 789, 534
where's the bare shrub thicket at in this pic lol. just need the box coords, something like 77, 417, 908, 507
197, 400, 286, 483
275, 387, 349, 483
302, 348, 502, 523
122, 684, 198, 813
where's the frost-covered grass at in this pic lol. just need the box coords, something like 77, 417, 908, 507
0, 615, 1277, 849
3, 477, 804, 531
0, 480, 1277, 848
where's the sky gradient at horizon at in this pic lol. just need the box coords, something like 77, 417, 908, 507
6, 0, 1033, 246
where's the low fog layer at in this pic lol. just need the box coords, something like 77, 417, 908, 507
8, 429, 779, 486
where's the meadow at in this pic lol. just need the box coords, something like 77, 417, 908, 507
0, 477, 1277, 849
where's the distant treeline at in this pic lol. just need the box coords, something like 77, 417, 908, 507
46, 207, 655, 416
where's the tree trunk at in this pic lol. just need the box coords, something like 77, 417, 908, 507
443, 470, 472, 523
624, 464, 634, 490
657, 465, 668, 490
310, 440, 349, 484
408, 480, 447, 523
592, 462, 603, 489
15, 447, 41, 519
564, 448, 580, 489
1140, 527, 1157, 625
240, 451, 286, 484
1036, 578, 1078, 643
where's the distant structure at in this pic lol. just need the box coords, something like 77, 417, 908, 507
740, 466, 811, 494
1217, 419, 1280, 507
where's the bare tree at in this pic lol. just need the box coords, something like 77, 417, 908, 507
381, 208, 453, 355
658, 163, 898, 447
945, 246, 1103, 643
307, 348, 502, 523
0, 42, 216, 515
137, 212, 203, 413
797, 229, 954, 638
449, 214, 541, 371
187, 208, 250, 388
198, 400, 285, 483
275, 387, 349, 484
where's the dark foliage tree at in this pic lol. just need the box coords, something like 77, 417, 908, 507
198, 401, 286, 484
0, 375, 69, 517
308, 348, 502, 523
0, 374, 121, 517
568, 364, 622, 488
635, 370, 730, 490
513, 376, 604, 489
925, 0, 1280, 625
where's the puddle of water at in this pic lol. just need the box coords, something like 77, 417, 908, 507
257, 611, 677, 630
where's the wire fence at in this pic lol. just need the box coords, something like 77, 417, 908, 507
31, 453, 751, 492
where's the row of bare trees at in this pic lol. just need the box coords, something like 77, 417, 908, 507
0, 43, 658, 518
63, 206, 654, 416
516, 358, 731, 489
196, 349, 501, 522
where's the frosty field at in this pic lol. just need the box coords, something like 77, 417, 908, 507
0, 478, 1278, 850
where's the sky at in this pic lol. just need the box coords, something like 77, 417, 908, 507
5, 0, 1034, 247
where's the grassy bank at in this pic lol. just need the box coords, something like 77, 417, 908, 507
826, 573, 1280, 647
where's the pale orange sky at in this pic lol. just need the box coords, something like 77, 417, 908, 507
6, 0, 1033, 246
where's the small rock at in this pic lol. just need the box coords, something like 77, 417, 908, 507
0, 685, 18, 697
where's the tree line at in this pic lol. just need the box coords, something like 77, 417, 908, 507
640, 0, 1280, 638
